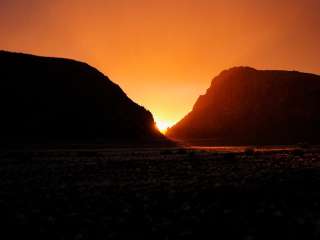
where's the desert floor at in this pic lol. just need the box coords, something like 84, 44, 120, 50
0, 146, 320, 239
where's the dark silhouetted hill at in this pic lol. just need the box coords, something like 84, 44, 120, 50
0, 51, 169, 145
167, 67, 320, 145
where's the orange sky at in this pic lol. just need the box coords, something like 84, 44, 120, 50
1, 0, 320, 127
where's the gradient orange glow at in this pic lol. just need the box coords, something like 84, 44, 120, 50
1, 0, 320, 125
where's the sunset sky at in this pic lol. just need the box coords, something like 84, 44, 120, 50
1, 0, 320, 128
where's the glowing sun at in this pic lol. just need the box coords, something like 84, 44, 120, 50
155, 119, 174, 134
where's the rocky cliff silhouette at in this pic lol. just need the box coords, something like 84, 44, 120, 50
167, 67, 320, 145
0, 51, 168, 145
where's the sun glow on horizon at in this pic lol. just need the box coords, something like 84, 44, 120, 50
155, 118, 175, 134
1, 0, 320, 129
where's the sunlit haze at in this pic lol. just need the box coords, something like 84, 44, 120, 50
155, 118, 175, 134
1, 0, 320, 125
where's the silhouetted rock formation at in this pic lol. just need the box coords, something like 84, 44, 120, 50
167, 67, 320, 145
0, 51, 168, 145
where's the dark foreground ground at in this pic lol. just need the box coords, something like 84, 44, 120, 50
1, 146, 320, 239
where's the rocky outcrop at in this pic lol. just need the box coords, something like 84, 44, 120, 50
0, 51, 168, 145
167, 67, 320, 145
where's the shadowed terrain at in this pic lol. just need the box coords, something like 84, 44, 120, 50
1, 52, 320, 239
0, 51, 168, 145
167, 67, 320, 145
1, 147, 320, 239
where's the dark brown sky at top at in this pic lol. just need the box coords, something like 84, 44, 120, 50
1, 0, 320, 126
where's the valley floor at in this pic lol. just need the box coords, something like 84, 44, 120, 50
0, 146, 320, 239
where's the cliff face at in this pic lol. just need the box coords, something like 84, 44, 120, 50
0, 51, 166, 145
167, 67, 320, 145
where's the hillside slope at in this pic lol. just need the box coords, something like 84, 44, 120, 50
0, 51, 167, 145
167, 67, 320, 145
